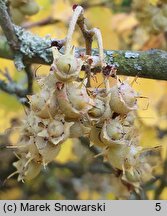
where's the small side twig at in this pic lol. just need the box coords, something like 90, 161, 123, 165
22, 17, 61, 29
0, 78, 27, 98
24, 64, 33, 95
79, 136, 118, 175
76, 8, 95, 55
0, 68, 30, 106
154, 160, 167, 199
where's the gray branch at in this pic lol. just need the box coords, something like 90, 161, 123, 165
0, 0, 20, 51
0, 34, 167, 80
0, 79, 27, 97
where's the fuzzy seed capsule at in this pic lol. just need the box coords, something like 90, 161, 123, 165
100, 117, 129, 146
103, 145, 141, 170
70, 121, 91, 138
109, 80, 138, 114
52, 47, 83, 82
56, 81, 94, 120
13, 158, 42, 181
28, 88, 58, 119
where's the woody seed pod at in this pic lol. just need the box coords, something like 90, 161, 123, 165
56, 81, 94, 120
109, 80, 138, 114
52, 47, 83, 82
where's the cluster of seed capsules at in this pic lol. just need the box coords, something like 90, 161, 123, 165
10, 0, 39, 24
10, 46, 156, 189
133, 0, 167, 34
10, 5, 159, 190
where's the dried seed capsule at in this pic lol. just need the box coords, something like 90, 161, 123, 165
101, 118, 126, 146
34, 137, 61, 166
13, 158, 42, 181
70, 121, 91, 138
36, 72, 58, 90
122, 111, 136, 127
21, 111, 44, 136
16, 135, 39, 158
88, 94, 112, 124
89, 125, 105, 147
56, 81, 94, 120
36, 115, 73, 145
52, 47, 83, 82
88, 98, 105, 118
109, 80, 138, 114
28, 88, 58, 119
103, 145, 141, 170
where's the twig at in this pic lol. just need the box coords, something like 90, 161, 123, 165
51, 160, 113, 177
79, 136, 100, 155
22, 17, 61, 29
0, 79, 27, 98
154, 161, 167, 199
80, 1, 107, 10
79, 136, 118, 175
76, 8, 94, 55
0, 67, 31, 106
24, 64, 33, 95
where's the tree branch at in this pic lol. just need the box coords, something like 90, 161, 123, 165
76, 7, 94, 55
24, 64, 33, 95
0, 0, 26, 70
22, 17, 61, 29
51, 160, 113, 178
0, 34, 167, 80
0, 79, 27, 97
0, 67, 31, 106
0, 0, 20, 51
79, 136, 119, 176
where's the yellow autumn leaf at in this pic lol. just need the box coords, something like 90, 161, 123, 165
78, 189, 101, 200
140, 125, 159, 148
86, 7, 119, 50
160, 187, 167, 199
55, 139, 77, 163
149, 0, 159, 6
0, 187, 22, 200
112, 13, 138, 33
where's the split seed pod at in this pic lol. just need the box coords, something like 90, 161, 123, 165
56, 81, 94, 120
13, 158, 42, 182
109, 80, 138, 114
123, 146, 161, 183
21, 111, 45, 136
37, 115, 73, 145
52, 47, 83, 82
36, 72, 58, 90
100, 118, 126, 145
103, 144, 142, 170
28, 88, 58, 119
16, 135, 40, 160
88, 94, 112, 124
89, 125, 105, 147
34, 136, 61, 166
70, 121, 91, 138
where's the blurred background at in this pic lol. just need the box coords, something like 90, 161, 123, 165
0, 0, 167, 200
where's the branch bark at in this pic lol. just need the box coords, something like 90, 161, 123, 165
0, 35, 167, 80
